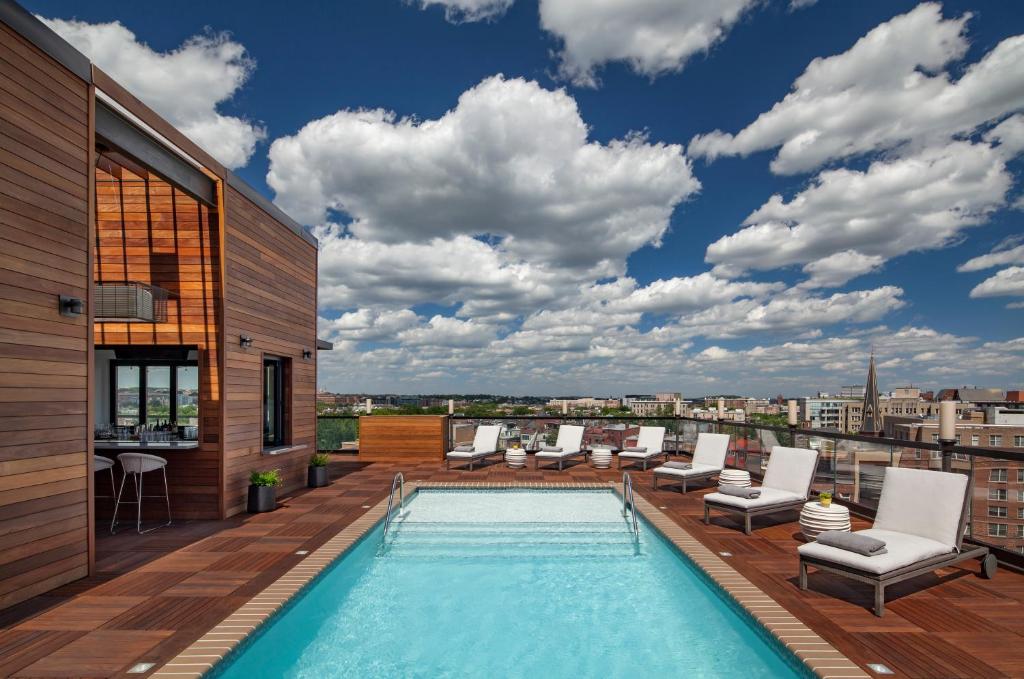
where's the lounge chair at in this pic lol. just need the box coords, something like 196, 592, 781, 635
534, 425, 586, 471
703, 446, 819, 535
617, 426, 668, 470
445, 424, 502, 470
798, 466, 996, 617
651, 432, 731, 492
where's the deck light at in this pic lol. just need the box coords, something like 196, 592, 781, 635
302, 349, 312, 360
58, 294, 83, 317
866, 663, 894, 675
239, 335, 253, 348
127, 663, 155, 674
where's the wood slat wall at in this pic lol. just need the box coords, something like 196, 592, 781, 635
221, 186, 317, 516
94, 166, 222, 519
0, 21, 91, 610
358, 416, 448, 461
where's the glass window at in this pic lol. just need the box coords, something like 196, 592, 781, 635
990, 488, 1007, 501
1019, 469, 1024, 483
146, 366, 171, 424
989, 523, 1007, 537
971, 434, 980, 446
1015, 436, 1024, 448
176, 366, 199, 426
991, 469, 1008, 482
263, 357, 284, 447
989, 506, 1007, 518
1018, 507, 1024, 520
990, 435, 1002, 446
114, 365, 140, 426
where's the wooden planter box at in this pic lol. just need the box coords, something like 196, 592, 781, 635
358, 415, 449, 461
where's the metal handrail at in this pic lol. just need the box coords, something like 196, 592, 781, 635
621, 472, 639, 541
382, 472, 405, 541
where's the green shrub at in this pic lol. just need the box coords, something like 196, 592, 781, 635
249, 469, 282, 487
309, 453, 330, 467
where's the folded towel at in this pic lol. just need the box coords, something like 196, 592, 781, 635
718, 484, 761, 499
623, 446, 647, 453
541, 445, 563, 452
662, 462, 692, 470
816, 531, 887, 556
452, 444, 474, 452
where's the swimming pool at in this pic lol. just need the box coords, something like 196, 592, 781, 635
212, 489, 809, 678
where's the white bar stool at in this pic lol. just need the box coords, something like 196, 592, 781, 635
111, 453, 171, 534
93, 455, 116, 518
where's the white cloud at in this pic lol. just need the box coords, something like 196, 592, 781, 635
969, 266, 1024, 299
607, 273, 784, 314
414, 0, 514, 23
319, 309, 420, 343
958, 239, 1024, 272
539, 0, 757, 87
689, 3, 1024, 174
397, 315, 497, 347
42, 18, 264, 169
269, 75, 697, 275
706, 141, 1013, 282
789, 0, 818, 10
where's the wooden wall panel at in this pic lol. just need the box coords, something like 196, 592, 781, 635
221, 187, 317, 517
94, 166, 222, 519
358, 416, 448, 461
0, 20, 91, 610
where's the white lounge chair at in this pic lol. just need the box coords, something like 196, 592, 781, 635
798, 466, 996, 616
703, 446, 819, 535
651, 432, 731, 492
446, 424, 502, 470
534, 425, 586, 471
617, 426, 668, 470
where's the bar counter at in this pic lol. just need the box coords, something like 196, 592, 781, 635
94, 440, 199, 451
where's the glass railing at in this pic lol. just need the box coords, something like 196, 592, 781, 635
315, 412, 1024, 566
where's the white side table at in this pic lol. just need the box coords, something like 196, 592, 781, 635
506, 449, 527, 468
590, 447, 613, 469
719, 469, 751, 487
799, 501, 851, 541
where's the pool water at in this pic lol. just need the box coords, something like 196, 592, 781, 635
213, 489, 807, 678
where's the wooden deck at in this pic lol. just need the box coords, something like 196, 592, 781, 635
1, 455, 1023, 678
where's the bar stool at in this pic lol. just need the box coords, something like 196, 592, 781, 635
94, 455, 116, 518
111, 453, 171, 534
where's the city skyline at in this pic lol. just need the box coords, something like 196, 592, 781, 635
28, 0, 1024, 394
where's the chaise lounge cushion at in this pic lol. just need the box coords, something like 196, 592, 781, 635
798, 529, 952, 575
704, 487, 804, 509
447, 450, 486, 459
536, 448, 579, 459
762, 447, 818, 498
873, 467, 968, 551
654, 462, 717, 477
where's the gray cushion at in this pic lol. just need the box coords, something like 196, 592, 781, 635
718, 484, 761, 499
620, 448, 661, 459
662, 461, 691, 470
816, 530, 886, 556
453, 444, 474, 452
873, 467, 968, 550
798, 529, 951, 575
541, 445, 563, 452
704, 487, 803, 509
536, 448, 580, 459
623, 446, 647, 453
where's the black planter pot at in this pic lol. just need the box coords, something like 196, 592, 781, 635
308, 466, 329, 488
248, 485, 277, 513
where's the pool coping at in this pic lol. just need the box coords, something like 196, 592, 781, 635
150, 481, 867, 679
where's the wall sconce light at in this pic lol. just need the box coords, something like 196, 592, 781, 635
239, 335, 253, 348
302, 349, 312, 360
59, 295, 84, 317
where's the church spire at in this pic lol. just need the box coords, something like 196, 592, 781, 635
860, 351, 882, 436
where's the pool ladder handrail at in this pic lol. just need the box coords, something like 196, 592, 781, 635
621, 472, 640, 542
382, 472, 405, 541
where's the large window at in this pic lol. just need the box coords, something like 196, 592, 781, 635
111, 360, 198, 426
263, 356, 286, 448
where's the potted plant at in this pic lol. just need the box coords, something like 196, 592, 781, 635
308, 453, 330, 488
818, 490, 833, 508
248, 469, 281, 513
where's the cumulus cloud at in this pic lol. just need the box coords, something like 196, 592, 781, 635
397, 315, 497, 347
414, 0, 514, 23
706, 141, 1013, 282
689, 3, 1024, 174
319, 309, 420, 343
270, 75, 696, 274
958, 238, 1024, 272
539, 0, 757, 87
42, 17, 264, 168
607, 273, 784, 314
969, 267, 1024, 299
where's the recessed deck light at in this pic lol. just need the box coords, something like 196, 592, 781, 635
361, 505, 371, 509
295, 550, 309, 555
866, 663, 894, 675
127, 662, 155, 674
719, 551, 733, 557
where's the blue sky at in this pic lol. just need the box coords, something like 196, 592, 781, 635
30, 0, 1024, 396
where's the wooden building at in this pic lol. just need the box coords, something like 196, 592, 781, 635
0, 0, 320, 609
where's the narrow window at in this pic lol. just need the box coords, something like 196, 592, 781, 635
115, 365, 141, 426
263, 357, 284, 447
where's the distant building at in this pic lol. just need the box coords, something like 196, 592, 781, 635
840, 385, 866, 398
